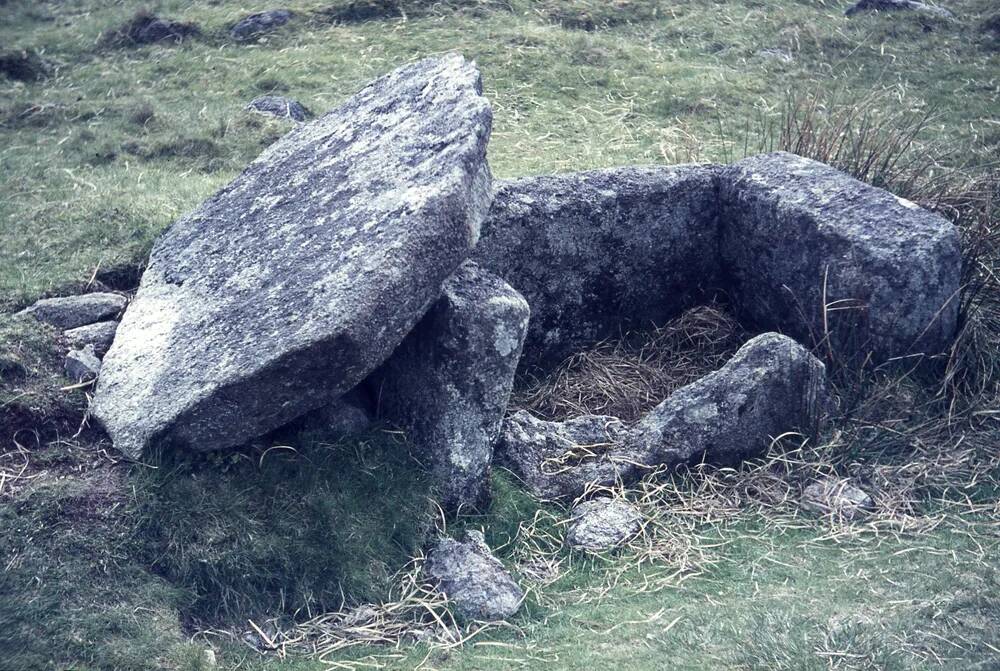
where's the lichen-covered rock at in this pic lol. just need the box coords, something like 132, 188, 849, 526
18, 293, 126, 330
498, 412, 634, 500
629, 332, 829, 466
720, 152, 960, 360
230, 9, 293, 41
801, 478, 875, 520
65, 345, 102, 382
499, 333, 828, 500
845, 0, 955, 19
246, 95, 310, 122
64, 320, 119, 357
93, 54, 493, 458
373, 261, 529, 513
474, 165, 722, 369
565, 497, 642, 551
425, 530, 523, 621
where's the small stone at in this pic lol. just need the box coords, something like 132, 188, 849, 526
65, 345, 102, 382
230, 9, 293, 41
498, 412, 633, 500
721, 152, 961, 360
425, 530, 523, 621
802, 478, 874, 520
246, 95, 310, 122
63, 320, 119, 357
19, 293, 126, 330
373, 261, 530, 513
845, 0, 955, 19
106, 13, 200, 46
202, 649, 217, 669
498, 333, 829, 500
474, 165, 722, 369
296, 388, 373, 439
566, 497, 642, 551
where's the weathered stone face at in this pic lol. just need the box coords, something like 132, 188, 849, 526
64, 320, 119, 357
372, 261, 530, 513
498, 412, 634, 500
93, 54, 493, 458
630, 331, 829, 466
720, 152, 961, 361
473, 165, 722, 369
499, 333, 829, 500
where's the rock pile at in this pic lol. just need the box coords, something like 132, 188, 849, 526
499, 333, 828, 499
13, 54, 965, 620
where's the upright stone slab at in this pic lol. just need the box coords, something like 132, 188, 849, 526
720, 152, 960, 360
93, 55, 492, 458
473, 165, 722, 369
373, 261, 529, 513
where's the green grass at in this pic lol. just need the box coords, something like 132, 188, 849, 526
1, 0, 998, 308
2, 1, 999, 669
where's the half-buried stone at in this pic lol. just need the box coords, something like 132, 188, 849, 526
499, 332, 828, 500
473, 165, 723, 369
93, 54, 493, 458
372, 260, 530, 514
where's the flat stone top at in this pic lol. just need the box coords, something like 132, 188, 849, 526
726, 151, 956, 254
94, 54, 492, 456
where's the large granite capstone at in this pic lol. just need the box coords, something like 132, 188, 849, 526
93, 54, 493, 458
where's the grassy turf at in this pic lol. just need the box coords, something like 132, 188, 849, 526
2, 1, 999, 669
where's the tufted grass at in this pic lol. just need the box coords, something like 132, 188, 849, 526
2, 0, 1000, 669
1, 0, 998, 308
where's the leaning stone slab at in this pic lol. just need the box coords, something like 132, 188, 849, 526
565, 497, 642, 552
473, 165, 722, 369
64, 320, 118, 357
425, 530, 524, 621
373, 261, 529, 513
499, 333, 828, 500
720, 152, 960, 360
630, 331, 828, 465
93, 54, 492, 458
18, 293, 126, 330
